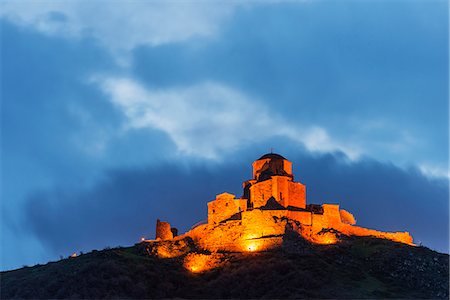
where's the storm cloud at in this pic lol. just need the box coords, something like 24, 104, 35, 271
1, 1, 447, 271
23, 150, 448, 258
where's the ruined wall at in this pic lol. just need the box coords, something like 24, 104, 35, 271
156, 219, 173, 240
340, 209, 356, 225
337, 223, 414, 244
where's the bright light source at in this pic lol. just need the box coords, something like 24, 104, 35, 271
246, 242, 258, 252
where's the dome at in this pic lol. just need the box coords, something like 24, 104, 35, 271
253, 153, 292, 182
258, 153, 286, 160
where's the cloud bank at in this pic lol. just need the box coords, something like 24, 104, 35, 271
94, 76, 361, 160
23, 151, 449, 259
0, 0, 236, 62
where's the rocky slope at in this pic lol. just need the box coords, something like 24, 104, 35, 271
1, 236, 448, 299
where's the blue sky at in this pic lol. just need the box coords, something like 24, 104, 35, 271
1, 0, 448, 271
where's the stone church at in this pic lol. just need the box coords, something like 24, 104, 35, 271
153, 153, 413, 253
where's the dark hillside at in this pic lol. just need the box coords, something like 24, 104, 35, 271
1, 237, 448, 299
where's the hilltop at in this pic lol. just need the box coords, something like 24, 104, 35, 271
1, 236, 448, 299
3, 154, 446, 299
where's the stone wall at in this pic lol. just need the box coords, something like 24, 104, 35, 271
340, 209, 356, 225
248, 177, 306, 209
252, 159, 269, 180
249, 180, 273, 208
286, 180, 306, 208
207, 193, 246, 225
252, 158, 293, 181
182, 204, 414, 253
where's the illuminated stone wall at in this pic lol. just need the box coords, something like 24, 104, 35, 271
155, 219, 173, 240
207, 193, 246, 225
249, 180, 273, 208
155, 204, 413, 258
286, 179, 306, 208
152, 154, 414, 255
339, 209, 356, 225
189, 210, 289, 252
337, 224, 414, 244
252, 157, 293, 180
252, 159, 270, 179
248, 177, 306, 209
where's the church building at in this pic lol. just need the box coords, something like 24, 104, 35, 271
153, 153, 413, 252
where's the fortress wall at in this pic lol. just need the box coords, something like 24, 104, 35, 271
190, 210, 289, 252
187, 206, 413, 251
240, 210, 289, 251
322, 204, 341, 224
287, 181, 306, 208
339, 209, 356, 225
190, 209, 321, 252
189, 220, 250, 252
287, 210, 312, 225
311, 211, 341, 233
311, 214, 327, 232
337, 223, 414, 245
242, 210, 287, 237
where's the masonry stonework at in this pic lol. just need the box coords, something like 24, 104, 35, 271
155, 219, 173, 240
152, 153, 414, 255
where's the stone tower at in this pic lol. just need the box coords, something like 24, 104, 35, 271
243, 153, 306, 209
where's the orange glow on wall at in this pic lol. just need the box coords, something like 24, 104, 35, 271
245, 241, 259, 252
152, 153, 415, 256
313, 234, 338, 245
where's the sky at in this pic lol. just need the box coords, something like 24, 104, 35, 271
1, 0, 448, 271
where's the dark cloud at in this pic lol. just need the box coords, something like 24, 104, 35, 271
23, 161, 247, 256
132, 1, 448, 165
24, 149, 448, 258
2, 1, 448, 271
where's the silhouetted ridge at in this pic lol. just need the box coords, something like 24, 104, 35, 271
1, 237, 448, 299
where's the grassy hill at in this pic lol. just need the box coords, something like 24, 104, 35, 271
1, 236, 448, 299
